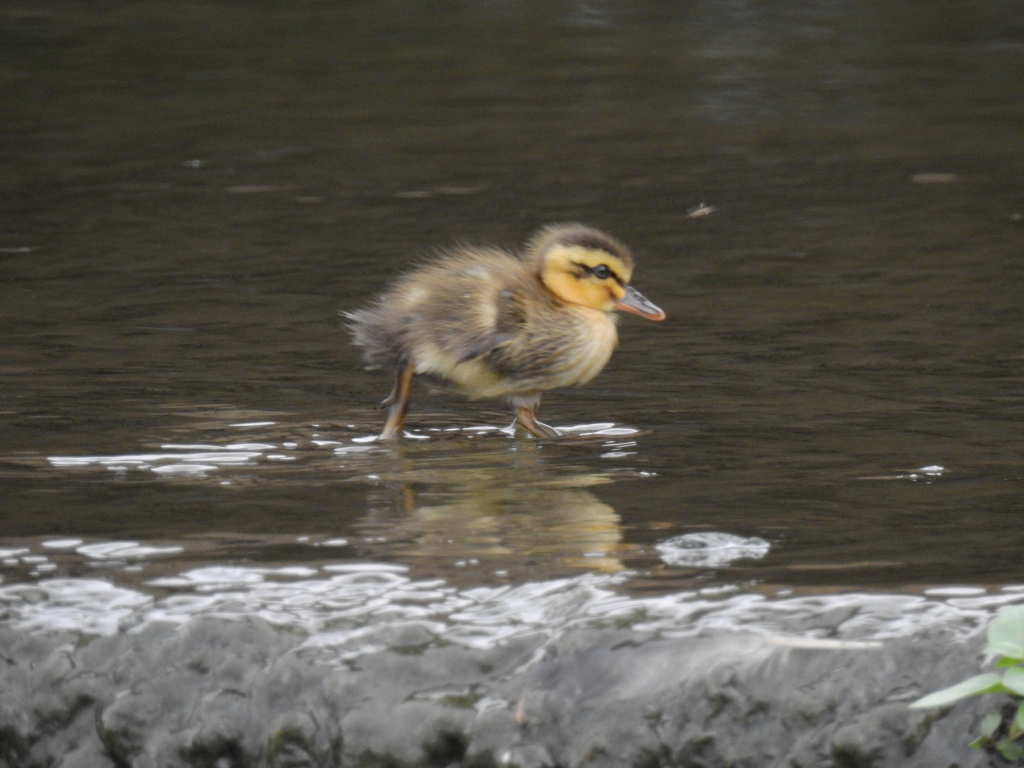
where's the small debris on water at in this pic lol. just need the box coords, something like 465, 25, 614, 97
685, 202, 716, 218
911, 172, 957, 183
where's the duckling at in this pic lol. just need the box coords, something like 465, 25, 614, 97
347, 223, 665, 438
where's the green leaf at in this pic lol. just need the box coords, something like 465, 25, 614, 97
985, 607, 1024, 659
997, 739, 1024, 761
909, 673, 1005, 708
970, 735, 993, 750
1004, 667, 1024, 697
1016, 703, 1024, 732
982, 712, 1004, 737
995, 657, 1024, 668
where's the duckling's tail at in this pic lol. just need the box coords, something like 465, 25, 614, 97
343, 308, 402, 370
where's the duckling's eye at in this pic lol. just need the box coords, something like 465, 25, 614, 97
590, 264, 613, 280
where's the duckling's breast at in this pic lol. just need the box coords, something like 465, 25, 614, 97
541, 306, 619, 387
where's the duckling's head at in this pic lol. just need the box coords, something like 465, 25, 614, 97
525, 223, 666, 321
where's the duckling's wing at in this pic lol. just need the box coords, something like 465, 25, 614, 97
455, 289, 525, 363
456, 331, 515, 363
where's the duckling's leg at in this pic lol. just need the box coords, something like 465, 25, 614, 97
381, 363, 415, 439
511, 395, 560, 439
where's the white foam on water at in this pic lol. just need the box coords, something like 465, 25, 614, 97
0, 562, 1018, 662
657, 532, 771, 568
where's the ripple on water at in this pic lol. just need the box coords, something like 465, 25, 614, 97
29, 426, 1011, 649
1, 563, 1022, 661
76, 542, 186, 560
44, 422, 644, 480
48, 445, 266, 477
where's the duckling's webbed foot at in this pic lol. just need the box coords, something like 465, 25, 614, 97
381, 364, 415, 439
512, 397, 560, 439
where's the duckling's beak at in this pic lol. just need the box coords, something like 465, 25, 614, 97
615, 285, 666, 321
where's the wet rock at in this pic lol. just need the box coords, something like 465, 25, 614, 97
0, 618, 999, 767
490, 632, 992, 768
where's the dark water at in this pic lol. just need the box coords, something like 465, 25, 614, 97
3, 0, 1024, 616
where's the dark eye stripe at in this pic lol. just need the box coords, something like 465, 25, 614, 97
573, 262, 624, 285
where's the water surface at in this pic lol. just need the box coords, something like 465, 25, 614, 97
3, 0, 1024, 632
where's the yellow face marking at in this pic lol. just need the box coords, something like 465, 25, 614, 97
540, 245, 633, 311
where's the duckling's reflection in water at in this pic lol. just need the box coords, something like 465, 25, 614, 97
352, 441, 625, 577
